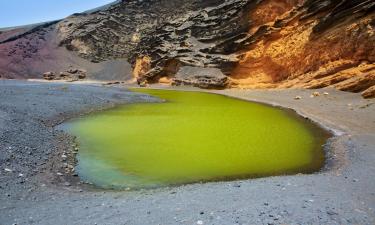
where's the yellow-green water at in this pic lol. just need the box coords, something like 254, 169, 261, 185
64, 89, 329, 189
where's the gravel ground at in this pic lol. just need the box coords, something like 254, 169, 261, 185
1, 80, 375, 225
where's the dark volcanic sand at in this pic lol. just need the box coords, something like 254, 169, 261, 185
1, 80, 375, 225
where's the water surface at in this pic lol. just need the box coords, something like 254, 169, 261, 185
64, 89, 329, 189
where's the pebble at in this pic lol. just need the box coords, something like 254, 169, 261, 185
294, 96, 302, 100
310, 92, 320, 98
313, 91, 320, 96
197, 220, 204, 225
4, 168, 13, 172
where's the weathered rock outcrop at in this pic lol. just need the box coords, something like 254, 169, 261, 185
0, 0, 374, 97
173, 67, 229, 89
230, 0, 375, 98
43, 68, 87, 81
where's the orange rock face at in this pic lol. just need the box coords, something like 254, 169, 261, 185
230, 1, 375, 98
362, 85, 375, 99
132, 56, 151, 81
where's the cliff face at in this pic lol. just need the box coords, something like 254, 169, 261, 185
0, 0, 374, 97
231, 0, 375, 97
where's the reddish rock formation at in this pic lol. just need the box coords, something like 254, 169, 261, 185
362, 85, 375, 98
231, 0, 375, 96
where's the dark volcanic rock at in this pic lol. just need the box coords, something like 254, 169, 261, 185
172, 66, 229, 89
43, 68, 87, 81
43, 71, 56, 80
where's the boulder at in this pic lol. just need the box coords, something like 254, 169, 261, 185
59, 68, 87, 81
43, 72, 56, 80
172, 66, 228, 89
43, 68, 87, 81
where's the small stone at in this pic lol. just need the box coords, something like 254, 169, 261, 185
56, 172, 63, 176
4, 168, 12, 172
327, 210, 338, 215
64, 182, 71, 186
294, 96, 302, 100
323, 92, 329, 96
197, 220, 204, 225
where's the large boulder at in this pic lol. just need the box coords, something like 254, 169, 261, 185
172, 66, 228, 89
43, 72, 56, 80
43, 68, 87, 81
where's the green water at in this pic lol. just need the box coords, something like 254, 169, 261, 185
65, 89, 329, 189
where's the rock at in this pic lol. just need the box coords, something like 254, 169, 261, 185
43, 72, 56, 80
294, 96, 302, 100
59, 68, 87, 81
335, 72, 375, 93
138, 80, 148, 87
42, 68, 87, 81
1, 0, 374, 97
4, 168, 13, 172
172, 66, 229, 89
158, 77, 172, 85
362, 85, 375, 99
197, 220, 204, 225
326, 210, 338, 216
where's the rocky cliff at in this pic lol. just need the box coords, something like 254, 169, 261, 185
0, 0, 374, 97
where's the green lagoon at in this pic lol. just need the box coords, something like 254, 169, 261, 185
64, 89, 329, 189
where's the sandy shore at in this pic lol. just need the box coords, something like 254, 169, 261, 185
0, 80, 374, 225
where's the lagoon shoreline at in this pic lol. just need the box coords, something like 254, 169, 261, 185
1, 80, 374, 225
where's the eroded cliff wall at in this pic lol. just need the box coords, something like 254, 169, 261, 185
231, 0, 375, 98
0, 0, 374, 97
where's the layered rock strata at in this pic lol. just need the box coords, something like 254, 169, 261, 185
0, 0, 374, 97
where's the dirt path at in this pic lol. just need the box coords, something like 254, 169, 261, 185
1, 80, 374, 225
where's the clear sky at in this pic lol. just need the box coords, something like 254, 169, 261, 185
0, 0, 115, 28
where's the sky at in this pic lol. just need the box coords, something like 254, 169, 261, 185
0, 0, 115, 28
